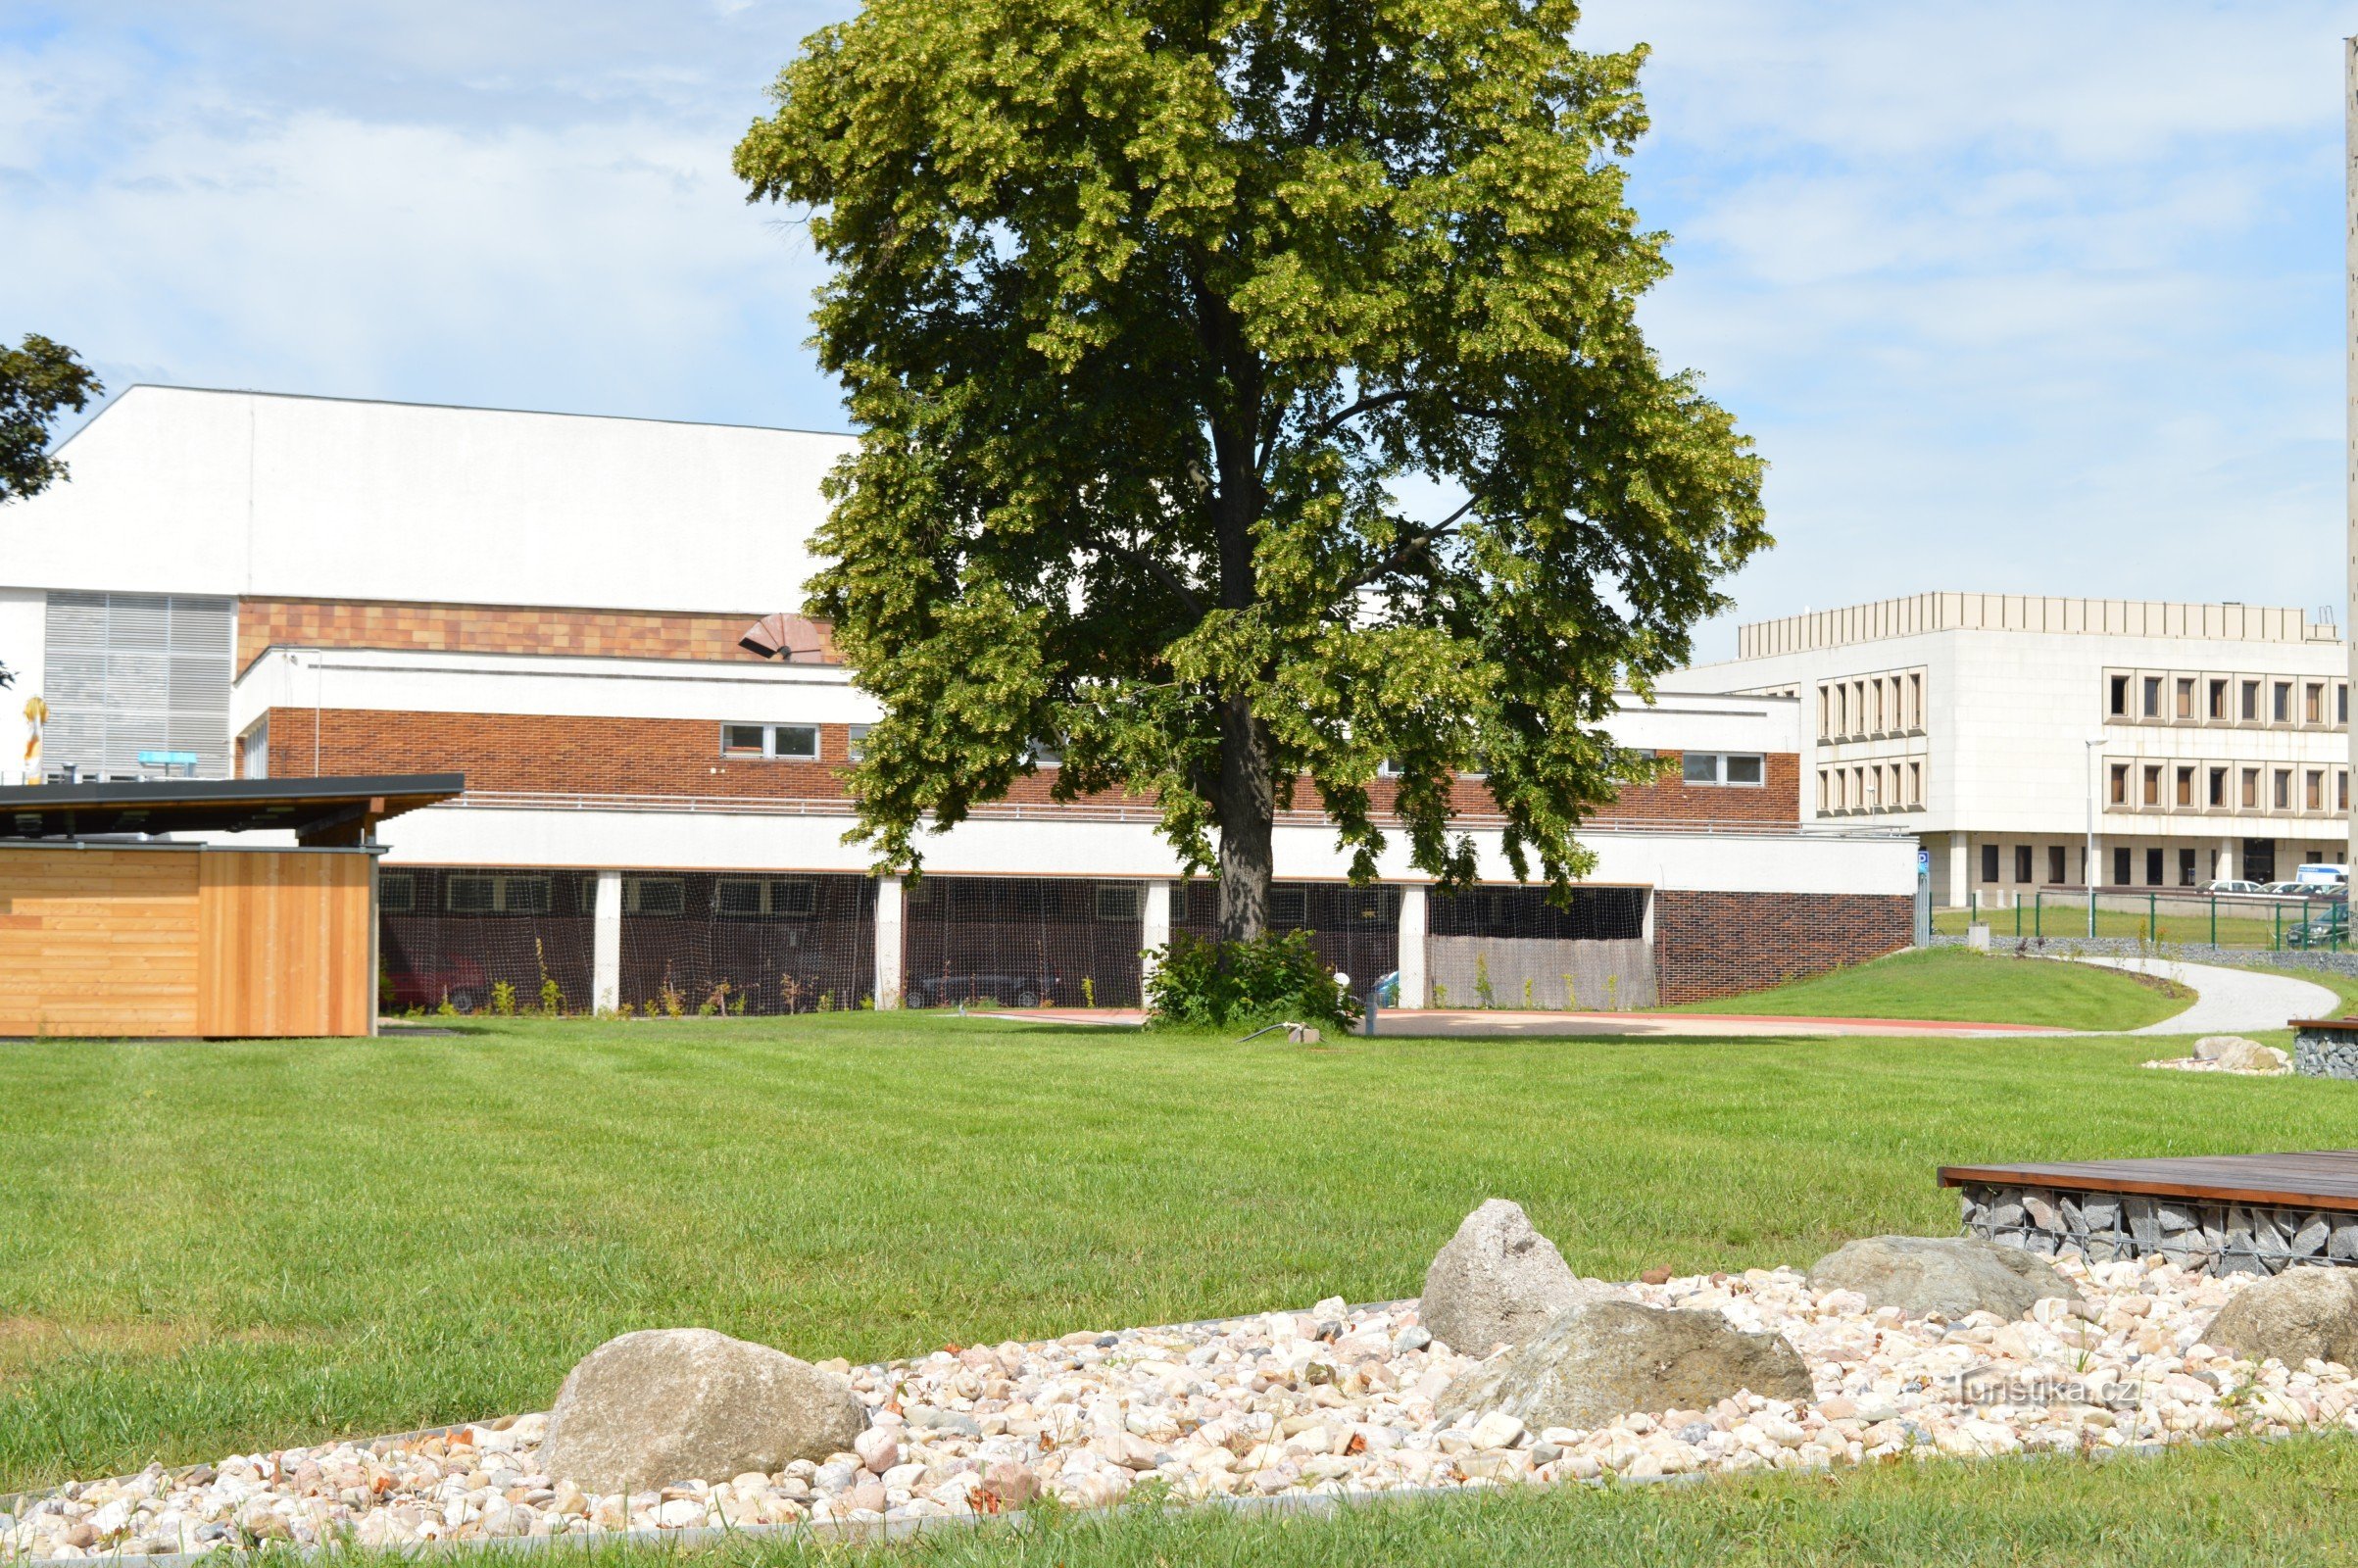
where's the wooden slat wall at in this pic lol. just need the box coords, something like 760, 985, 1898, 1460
0, 848, 204, 1036
196, 852, 372, 1037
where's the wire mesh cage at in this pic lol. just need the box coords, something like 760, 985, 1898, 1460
1427, 885, 1646, 940
619, 871, 876, 1015
1171, 880, 1401, 990
903, 875, 1147, 1007
1426, 885, 1653, 1009
377, 866, 597, 1014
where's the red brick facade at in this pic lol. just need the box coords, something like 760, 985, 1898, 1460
256, 706, 1798, 828
1651, 890, 1914, 1004
237, 598, 834, 675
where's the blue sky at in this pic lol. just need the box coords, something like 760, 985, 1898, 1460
3, 1, 2349, 658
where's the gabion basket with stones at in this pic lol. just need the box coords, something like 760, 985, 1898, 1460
1960, 1182, 2358, 1276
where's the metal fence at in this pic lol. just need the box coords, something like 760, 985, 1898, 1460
1960, 888, 2348, 952
903, 875, 1147, 1008
619, 871, 875, 1015
378, 867, 599, 1014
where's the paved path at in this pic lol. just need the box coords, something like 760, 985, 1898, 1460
2057, 955, 2338, 1037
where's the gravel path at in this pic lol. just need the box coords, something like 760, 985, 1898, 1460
8, 1256, 2350, 1562
2057, 956, 2338, 1037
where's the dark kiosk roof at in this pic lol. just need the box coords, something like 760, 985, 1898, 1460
0, 774, 465, 847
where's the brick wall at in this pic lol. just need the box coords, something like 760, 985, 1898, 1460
237, 597, 833, 673
260, 708, 1802, 829
1651, 890, 1914, 1004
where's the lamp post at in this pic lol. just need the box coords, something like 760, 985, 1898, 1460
2086, 738, 2104, 938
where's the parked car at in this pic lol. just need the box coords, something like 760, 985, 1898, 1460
2262, 881, 2322, 899
2290, 906, 2350, 949
907, 972, 1061, 1008
2201, 879, 2265, 896
384, 956, 489, 1013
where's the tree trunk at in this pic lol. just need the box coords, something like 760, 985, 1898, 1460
1215, 693, 1275, 942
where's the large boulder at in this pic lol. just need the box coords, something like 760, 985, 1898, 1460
1418, 1200, 1618, 1354
2193, 1035, 2260, 1061
2213, 1040, 2289, 1074
1436, 1300, 1813, 1430
2201, 1267, 2358, 1367
541, 1328, 866, 1493
1807, 1236, 2081, 1320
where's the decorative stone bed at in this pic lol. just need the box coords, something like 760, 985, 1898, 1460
1958, 1182, 2358, 1274
10, 1253, 2357, 1562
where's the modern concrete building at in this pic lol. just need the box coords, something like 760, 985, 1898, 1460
2, 386, 1918, 1010
1661, 592, 2353, 906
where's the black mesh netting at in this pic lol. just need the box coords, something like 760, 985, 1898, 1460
903, 876, 1146, 1007
1172, 880, 1401, 989
620, 872, 875, 1015
1428, 885, 1648, 940
378, 867, 597, 1015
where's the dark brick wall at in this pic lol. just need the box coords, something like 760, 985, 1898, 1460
237, 598, 823, 675
1652, 890, 1914, 1004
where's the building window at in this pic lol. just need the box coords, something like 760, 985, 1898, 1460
2275, 768, 2292, 810
1982, 843, 2000, 883
2014, 845, 2034, 883
1095, 884, 1143, 922
445, 873, 551, 914
2308, 683, 2326, 724
2242, 768, 2260, 808
2308, 769, 2326, 811
2047, 846, 2067, 885
622, 876, 685, 916
2175, 766, 2193, 808
2142, 676, 2161, 717
1908, 672, 1924, 728
714, 877, 816, 918
378, 872, 416, 914
1871, 682, 1885, 732
2145, 848, 2163, 887
2113, 847, 2132, 886
2179, 848, 2196, 887
2209, 766, 2227, 808
1907, 760, 1923, 807
2175, 678, 2193, 719
2209, 678, 2229, 720
1682, 753, 1765, 786
2274, 681, 2292, 723
720, 722, 820, 760
2342, 770, 2351, 811
2242, 680, 2260, 721
1816, 770, 1829, 813
2109, 674, 2130, 716
846, 723, 871, 760
2141, 765, 2160, 806
2341, 684, 2350, 724
2109, 763, 2128, 806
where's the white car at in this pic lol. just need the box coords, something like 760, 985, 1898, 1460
2201, 879, 2264, 896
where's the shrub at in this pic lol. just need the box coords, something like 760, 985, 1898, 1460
1144, 931, 1360, 1033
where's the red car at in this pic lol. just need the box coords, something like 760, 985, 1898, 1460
384, 957, 489, 1014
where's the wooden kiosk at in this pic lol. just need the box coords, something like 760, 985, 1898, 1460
0, 774, 461, 1038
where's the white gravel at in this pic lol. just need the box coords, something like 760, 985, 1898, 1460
9, 1252, 2353, 1560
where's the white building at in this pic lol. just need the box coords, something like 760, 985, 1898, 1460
2, 386, 1918, 1011
1661, 592, 2353, 906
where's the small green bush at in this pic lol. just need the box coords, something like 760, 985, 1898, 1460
1143, 931, 1360, 1032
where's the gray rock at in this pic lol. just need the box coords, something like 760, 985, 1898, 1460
1436, 1300, 1812, 1430
1807, 1236, 2082, 1320
2194, 1034, 2259, 1061
2200, 1267, 2358, 1367
541, 1328, 866, 1493
1418, 1200, 1618, 1355
2215, 1039, 2289, 1073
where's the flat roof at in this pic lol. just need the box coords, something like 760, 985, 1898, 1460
0, 774, 464, 845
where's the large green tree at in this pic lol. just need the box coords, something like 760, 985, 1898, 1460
737, 0, 1766, 941
0, 334, 101, 507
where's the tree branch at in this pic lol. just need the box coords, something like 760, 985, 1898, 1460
1097, 536, 1205, 617
1337, 496, 1478, 595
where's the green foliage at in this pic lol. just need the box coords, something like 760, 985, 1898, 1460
734, 0, 1766, 934
1473, 953, 1496, 1008
1143, 931, 1360, 1032
489, 980, 517, 1017
0, 333, 101, 507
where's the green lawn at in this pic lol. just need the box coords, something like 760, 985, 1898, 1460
1931, 904, 2331, 951
1668, 947, 2192, 1030
8, 1007, 2353, 1505
500, 1434, 2358, 1568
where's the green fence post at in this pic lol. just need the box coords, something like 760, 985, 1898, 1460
2275, 903, 2283, 952
2035, 890, 2043, 940
2014, 899, 2022, 938
2147, 893, 2156, 944
2210, 897, 2217, 949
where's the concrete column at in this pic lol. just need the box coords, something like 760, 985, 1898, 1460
2217, 838, 2236, 882
1139, 880, 1172, 996
874, 876, 905, 1008
592, 869, 621, 1014
1946, 831, 1970, 910
1397, 885, 1429, 1008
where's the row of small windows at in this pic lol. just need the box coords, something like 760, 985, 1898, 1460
1978, 842, 2334, 891
381, 871, 1146, 922
1680, 752, 1765, 786
2106, 672, 2348, 728
2107, 762, 2350, 816
1817, 760, 1925, 814
720, 722, 872, 760
1817, 669, 1926, 742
